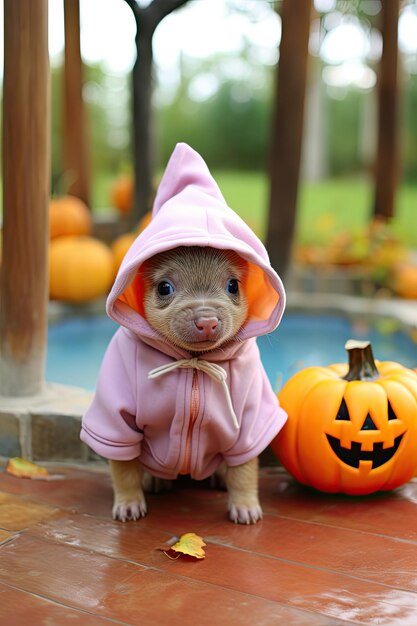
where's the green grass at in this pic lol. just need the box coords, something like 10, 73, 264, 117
91, 170, 117, 211
213, 172, 417, 249
299, 179, 417, 249
91, 170, 417, 249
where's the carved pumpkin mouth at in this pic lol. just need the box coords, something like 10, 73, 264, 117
326, 433, 404, 469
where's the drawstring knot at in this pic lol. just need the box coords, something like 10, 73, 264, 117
148, 358, 239, 430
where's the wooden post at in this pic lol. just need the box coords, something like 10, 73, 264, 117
266, 0, 311, 279
373, 0, 399, 220
0, 0, 50, 396
63, 0, 90, 206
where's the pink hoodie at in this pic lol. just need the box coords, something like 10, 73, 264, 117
81, 143, 287, 480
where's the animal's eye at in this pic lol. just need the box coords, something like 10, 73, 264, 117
226, 278, 239, 295
157, 281, 175, 296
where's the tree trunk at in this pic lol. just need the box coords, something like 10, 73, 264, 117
266, 0, 311, 279
372, 0, 399, 220
301, 58, 328, 182
131, 14, 154, 226
123, 0, 190, 227
63, 0, 90, 206
0, 0, 50, 396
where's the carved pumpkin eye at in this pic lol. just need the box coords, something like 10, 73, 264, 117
335, 399, 350, 421
336, 399, 398, 426
388, 401, 398, 421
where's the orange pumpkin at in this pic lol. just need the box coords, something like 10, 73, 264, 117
110, 212, 152, 277
110, 175, 134, 215
49, 195, 92, 239
111, 232, 137, 277
49, 236, 113, 303
136, 210, 152, 234
392, 264, 417, 299
271, 340, 417, 495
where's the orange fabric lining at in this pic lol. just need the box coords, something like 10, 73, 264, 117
245, 262, 280, 322
118, 271, 146, 318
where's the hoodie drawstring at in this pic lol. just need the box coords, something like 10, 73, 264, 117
148, 358, 239, 430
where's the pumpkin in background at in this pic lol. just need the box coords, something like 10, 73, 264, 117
392, 264, 417, 299
111, 232, 136, 277
110, 175, 133, 215
111, 211, 152, 276
49, 195, 92, 239
136, 210, 152, 234
49, 236, 113, 303
271, 340, 417, 495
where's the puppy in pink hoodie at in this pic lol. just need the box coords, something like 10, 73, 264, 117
81, 143, 287, 524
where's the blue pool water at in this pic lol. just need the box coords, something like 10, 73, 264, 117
46, 313, 417, 391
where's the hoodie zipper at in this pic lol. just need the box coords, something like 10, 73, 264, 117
180, 370, 200, 475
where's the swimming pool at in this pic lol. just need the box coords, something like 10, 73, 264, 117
46, 313, 417, 391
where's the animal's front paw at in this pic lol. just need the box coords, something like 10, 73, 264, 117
112, 498, 147, 522
228, 502, 263, 525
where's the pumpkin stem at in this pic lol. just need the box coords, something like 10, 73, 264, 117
343, 340, 380, 381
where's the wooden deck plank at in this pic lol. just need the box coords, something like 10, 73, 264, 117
0, 467, 113, 517
3, 467, 417, 542
0, 582, 123, 626
0, 534, 349, 626
0, 529, 14, 545
203, 516, 417, 590
17, 518, 417, 625
0, 491, 60, 531
2, 466, 417, 625
30, 510, 417, 593
259, 469, 417, 541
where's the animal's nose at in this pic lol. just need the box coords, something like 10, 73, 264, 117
194, 317, 219, 333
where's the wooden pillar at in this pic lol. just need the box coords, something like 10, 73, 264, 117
0, 0, 50, 396
266, 0, 311, 279
63, 0, 90, 206
373, 0, 399, 220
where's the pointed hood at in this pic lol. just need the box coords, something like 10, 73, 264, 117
107, 143, 285, 345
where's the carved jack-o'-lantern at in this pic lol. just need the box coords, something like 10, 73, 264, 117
271, 340, 417, 495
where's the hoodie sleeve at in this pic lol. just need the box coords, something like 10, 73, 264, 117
80, 329, 143, 461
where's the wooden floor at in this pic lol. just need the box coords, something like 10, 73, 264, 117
1, 464, 417, 626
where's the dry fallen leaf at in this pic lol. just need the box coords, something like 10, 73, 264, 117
6, 457, 49, 479
162, 533, 206, 560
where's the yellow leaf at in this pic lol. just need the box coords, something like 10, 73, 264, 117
6, 457, 49, 479
166, 533, 206, 560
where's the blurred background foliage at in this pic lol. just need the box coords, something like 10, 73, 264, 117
49, 52, 417, 188
3, 0, 417, 254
